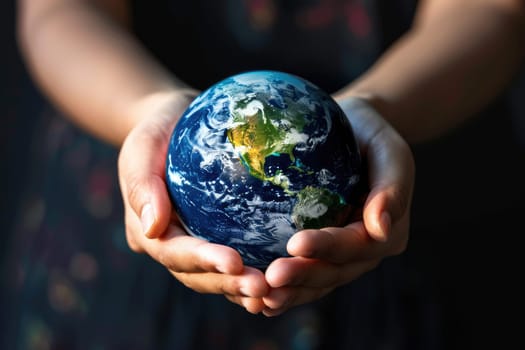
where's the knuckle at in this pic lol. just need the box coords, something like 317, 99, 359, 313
218, 280, 229, 295
218, 277, 238, 296
125, 229, 143, 253
125, 174, 146, 212
125, 236, 142, 254
123, 211, 145, 253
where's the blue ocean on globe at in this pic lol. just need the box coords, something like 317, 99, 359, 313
166, 70, 362, 270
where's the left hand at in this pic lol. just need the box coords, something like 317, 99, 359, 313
261, 97, 415, 316
117, 91, 269, 314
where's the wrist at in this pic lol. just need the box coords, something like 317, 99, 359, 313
124, 88, 200, 141
333, 89, 419, 143
333, 89, 390, 121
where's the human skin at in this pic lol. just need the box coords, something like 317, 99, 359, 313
17, 0, 525, 315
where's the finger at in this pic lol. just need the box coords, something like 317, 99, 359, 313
287, 223, 386, 263
123, 205, 146, 253
363, 126, 414, 242
118, 125, 172, 239
265, 256, 380, 288
140, 223, 246, 275
262, 286, 332, 317
336, 98, 414, 242
225, 295, 266, 314
171, 266, 269, 297
123, 203, 245, 274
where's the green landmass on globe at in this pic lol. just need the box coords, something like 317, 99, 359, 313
227, 94, 351, 230
227, 96, 309, 184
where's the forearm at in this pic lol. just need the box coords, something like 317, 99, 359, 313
17, 0, 193, 146
336, 0, 525, 143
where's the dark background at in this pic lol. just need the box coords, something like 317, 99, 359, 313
1, 1, 47, 342
1, 1, 48, 247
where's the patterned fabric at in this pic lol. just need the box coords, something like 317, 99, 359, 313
4, 0, 524, 349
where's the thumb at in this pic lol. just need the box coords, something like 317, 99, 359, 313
118, 125, 173, 239
335, 97, 414, 242
363, 182, 411, 242
362, 129, 415, 242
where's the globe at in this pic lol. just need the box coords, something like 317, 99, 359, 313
166, 70, 363, 270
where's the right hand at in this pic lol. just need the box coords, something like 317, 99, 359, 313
117, 91, 270, 313
261, 97, 415, 316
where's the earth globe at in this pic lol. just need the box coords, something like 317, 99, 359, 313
166, 70, 363, 270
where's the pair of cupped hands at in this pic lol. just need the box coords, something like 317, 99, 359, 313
118, 90, 414, 316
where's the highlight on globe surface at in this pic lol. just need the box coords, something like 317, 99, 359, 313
166, 70, 363, 269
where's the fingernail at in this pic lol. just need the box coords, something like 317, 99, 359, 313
141, 203, 155, 236
378, 212, 391, 242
